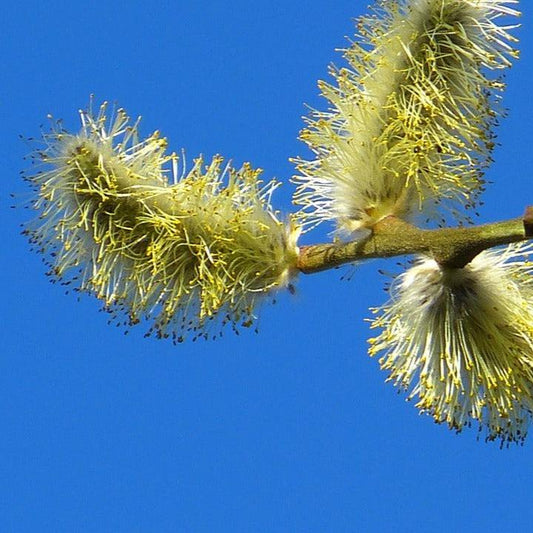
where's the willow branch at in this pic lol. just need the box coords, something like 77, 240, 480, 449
297, 207, 533, 274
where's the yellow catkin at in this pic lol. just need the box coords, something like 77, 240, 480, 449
369, 243, 533, 445
293, 0, 519, 233
24, 102, 300, 342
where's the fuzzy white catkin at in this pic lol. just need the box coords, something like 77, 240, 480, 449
24, 102, 300, 342
293, 0, 519, 233
370, 243, 533, 445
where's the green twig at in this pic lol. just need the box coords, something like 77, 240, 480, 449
297, 207, 533, 274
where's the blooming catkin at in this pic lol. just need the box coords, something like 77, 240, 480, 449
24, 102, 299, 342
369, 243, 533, 445
293, 0, 519, 233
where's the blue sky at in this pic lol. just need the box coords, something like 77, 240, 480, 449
2, 1, 533, 532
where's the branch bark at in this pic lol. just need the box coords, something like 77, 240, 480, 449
297, 207, 533, 274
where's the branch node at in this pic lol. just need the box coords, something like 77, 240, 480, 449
524, 206, 533, 237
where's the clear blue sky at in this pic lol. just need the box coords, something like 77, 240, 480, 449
2, 2, 533, 532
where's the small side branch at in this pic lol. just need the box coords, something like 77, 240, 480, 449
297, 207, 533, 274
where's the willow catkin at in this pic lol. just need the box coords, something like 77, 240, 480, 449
293, 0, 519, 233
369, 243, 533, 445
24, 102, 300, 342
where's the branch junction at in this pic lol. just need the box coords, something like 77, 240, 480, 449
297, 207, 533, 274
